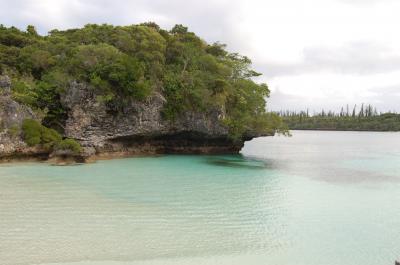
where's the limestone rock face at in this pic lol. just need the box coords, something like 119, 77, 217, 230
61, 81, 240, 156
0, 75, 11, 95
1, 77, 269, 160
0, 75, 41, 158
0, 78, 36, 128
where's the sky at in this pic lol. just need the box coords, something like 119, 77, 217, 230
1, 0, 400, 112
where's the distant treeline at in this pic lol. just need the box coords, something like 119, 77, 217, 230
278, 104, 400, 131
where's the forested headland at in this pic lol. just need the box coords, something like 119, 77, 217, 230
0, 23, 288, 159
0, 23, 286, 139
278, 104, 400, 131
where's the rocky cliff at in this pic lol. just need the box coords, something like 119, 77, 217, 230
0, 76, 48, 160
0, 76, 270, 161
62, 81, 251, 158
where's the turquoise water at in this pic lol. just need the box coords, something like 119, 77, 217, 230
0, 131, 399, 265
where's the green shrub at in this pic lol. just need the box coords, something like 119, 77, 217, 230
21, 119, 42, 146
8, 124, 20, 138
55, 139, 82, 154
21, 119, 81, 153
11, 79, 37, 107
41, 126, 62, 149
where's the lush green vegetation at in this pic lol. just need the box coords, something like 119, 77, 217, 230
0, 23, 285, 139
21, 119, 81, 154
279, 104, 400, 131
56, 139, 82, 154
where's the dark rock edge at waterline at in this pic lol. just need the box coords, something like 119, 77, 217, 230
0, 134, 248, 165
0, 130, 262, 165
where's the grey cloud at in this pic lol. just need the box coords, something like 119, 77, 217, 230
365, 85, 400, 112
267, 89, 306, 111
257, 42, 400, 78
268, 85, 400, 113
336, 0, 396, 6
267, 89, 348, 112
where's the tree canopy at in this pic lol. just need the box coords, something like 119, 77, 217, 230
279, 105, 400, 131
0, 23, 285, 139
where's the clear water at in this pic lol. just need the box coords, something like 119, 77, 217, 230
0, 131, 399, 265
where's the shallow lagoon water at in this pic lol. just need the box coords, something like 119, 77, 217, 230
0, 131, 399, 265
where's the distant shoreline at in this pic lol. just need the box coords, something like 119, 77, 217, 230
279, 108, 400, 132
287, 128, 400, 132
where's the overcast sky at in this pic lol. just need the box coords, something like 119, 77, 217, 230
1, 0, 400, 112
